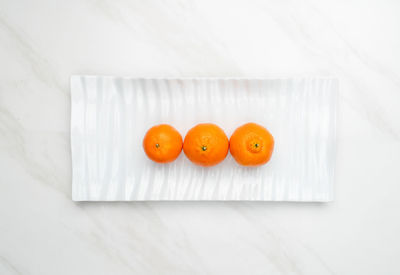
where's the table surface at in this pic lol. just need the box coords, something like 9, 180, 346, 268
1, 0, 399, 274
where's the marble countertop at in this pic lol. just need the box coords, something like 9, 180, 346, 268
1, 0, 399, 274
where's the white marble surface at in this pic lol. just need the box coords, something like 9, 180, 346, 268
0, 0, 399, 274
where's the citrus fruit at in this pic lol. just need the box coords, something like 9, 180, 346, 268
143, 124, 183, 163
183, 123, 229, 167
229, 122, 274, 166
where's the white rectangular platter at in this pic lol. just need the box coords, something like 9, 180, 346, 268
71, 76, 338, 201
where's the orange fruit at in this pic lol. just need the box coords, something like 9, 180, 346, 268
230, 122, 274, 166
143, 124, 183, 163
183, 123, 229, 167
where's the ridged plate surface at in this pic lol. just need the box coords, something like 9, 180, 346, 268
71, 76, 338, 201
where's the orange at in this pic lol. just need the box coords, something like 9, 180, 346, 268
183, 123, 229, 167
229, 122, 274, 166
143, 124, 183, 163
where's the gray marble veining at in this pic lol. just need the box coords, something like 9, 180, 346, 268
1, 0, 400, 274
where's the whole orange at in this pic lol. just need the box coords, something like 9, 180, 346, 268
230, 122, 274, 166
143, 124, 183, 163
183, 123, 229, 167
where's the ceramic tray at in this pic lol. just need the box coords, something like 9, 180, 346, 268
71, 76, 338, 201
